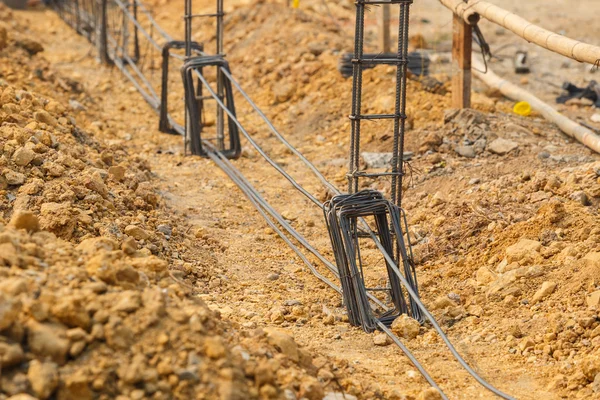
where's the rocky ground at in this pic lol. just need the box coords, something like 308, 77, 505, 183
1, 0, 600, 399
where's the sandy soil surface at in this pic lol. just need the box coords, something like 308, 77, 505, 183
1, 0, 600, 399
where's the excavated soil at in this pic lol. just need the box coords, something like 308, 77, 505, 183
1, 1, 600, 400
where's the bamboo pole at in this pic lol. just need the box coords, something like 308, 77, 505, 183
472, 58, 600, 154
439, 0, 600, 66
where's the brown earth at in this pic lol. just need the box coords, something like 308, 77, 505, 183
1, 0, 600, 399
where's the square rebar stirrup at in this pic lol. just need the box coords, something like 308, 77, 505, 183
181, 55, 241, 159
159, 40, 204, 135
324, 190, 421, 333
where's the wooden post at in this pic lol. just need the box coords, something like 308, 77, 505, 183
451, 14, 472, 108
381, 5, 391, 53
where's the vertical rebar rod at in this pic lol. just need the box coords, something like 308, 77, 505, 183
184, 0, 192, 154
133, 0, 140, 60
216, 0, 225, 150
184, 0, 192, 57
348, 2, 365, 195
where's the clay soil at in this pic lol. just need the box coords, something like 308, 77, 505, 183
1, 0, 600, 399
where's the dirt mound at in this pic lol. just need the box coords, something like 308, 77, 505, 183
0, 6, 361, 400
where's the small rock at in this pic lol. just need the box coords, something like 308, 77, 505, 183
12, 147, 36, 167
430, 191, 446, 207
432, 296, 454, 310
274, 83, 294, 102
581, 357, 600, 381
8, 210, 39, 232
583, 253, 600, 268
0, 342, 24, 368
531, 281, 557, 304
7, 395, 38, 400
476, 266, 496, 286
519, 337, 535, 351
373, 332, 391, 346
124, 225, 150, 240
204, 336, 226, 359
299, 376, 324, 400
0, 26, 6, 51
505, 239, 541, 263
361, 152, 412, 169
267, 273, 280, 281
5, 170, 26, 186
17, 38, 44, 55
455, 145, 476, 158
570, 191, 590, 206
157, 224, 172, 237
587, 290, 600, 308
27, 320, 70, 365
0, 294, 21, 331
391, 314, 420, 339
417, 387, 443, 400
28, 360, 59, 399
488, 138, 519, 155
108, 165, 126, 181
264, 328, 299, 362
121, 237, 137, 255
113, 291, 141, 313
34, 110, 57, 127
69, 99, 86, 111
0, 278, 27, 297
323, 393, 358, 400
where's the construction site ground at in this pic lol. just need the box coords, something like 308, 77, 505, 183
1, 0, 600, 399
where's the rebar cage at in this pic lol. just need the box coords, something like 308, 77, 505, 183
48, 0, 241, 158
325, 0, 422, 332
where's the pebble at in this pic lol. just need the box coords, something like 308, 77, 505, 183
267, 273, 280, 281
505, 239, 541, 263
27, 320, 70, 365
570, 190, 590, 206
124, 224, 150, 240
34, 110, 58, 127
0, 294, 21, 331
12, 147, 36, 166
113, 291, 142, 313
264, 328, 299, 362
488, 138, 519, 155
455, 145, 476, 158
373, 333, 391, 346
8, 210, 40, 232
417, 387, 443, 400
391, 314, 420, 339
69, 99, 86, 111
204, 336, 226, 359
108, 165, 126, 181
28, 360, 59, 399
477, 266, 497, 286
531, 281, 557, 304
0, 341, 24, 368
537, 151, 550, 159
5, 170, 26, 186
323, 393, 358, 400
157, 224, 172, 238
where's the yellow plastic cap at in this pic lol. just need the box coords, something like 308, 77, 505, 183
513, 101, 531, 116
